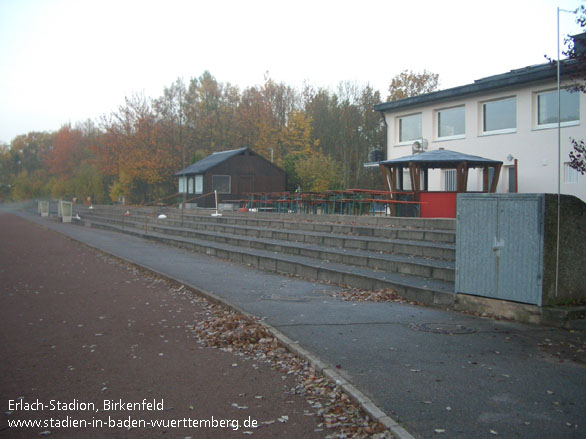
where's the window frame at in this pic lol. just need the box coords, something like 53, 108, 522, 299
436, 105, 466, 140
443, 169, 457, 191
505, 165, 517, 193
178, 176, 187, 194
535, 88, 580, 130
481, 97, 517, 135
194, 174, 203, 194
564, 163, 580, 184
397, 112, 422, 145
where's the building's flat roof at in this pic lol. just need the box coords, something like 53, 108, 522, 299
374, 59, 580, 114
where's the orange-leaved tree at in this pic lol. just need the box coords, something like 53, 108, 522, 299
45, 124, 83, 176
96, 94, 183, 204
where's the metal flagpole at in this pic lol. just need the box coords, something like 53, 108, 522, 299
556, 6, 561, 299
555, 7, 577, 298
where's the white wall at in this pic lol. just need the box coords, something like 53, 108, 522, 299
384, 80, 586, 202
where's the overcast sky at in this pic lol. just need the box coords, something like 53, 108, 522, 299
0, 0, 584, 144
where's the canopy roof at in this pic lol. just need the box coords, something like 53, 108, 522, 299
379, 149, 502, 169
378, 149, 504, 199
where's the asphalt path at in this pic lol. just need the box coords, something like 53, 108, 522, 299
6, 209, 586, 439
0, 212, 325, 438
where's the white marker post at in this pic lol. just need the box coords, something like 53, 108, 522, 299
211, 190, 222, 217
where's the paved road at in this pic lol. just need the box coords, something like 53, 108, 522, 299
0, 212, 326, 438
9, 209, 586, 439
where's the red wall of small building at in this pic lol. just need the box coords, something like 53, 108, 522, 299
420, 192, 458, 218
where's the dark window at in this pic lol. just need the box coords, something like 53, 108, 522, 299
212, 175, 231, 193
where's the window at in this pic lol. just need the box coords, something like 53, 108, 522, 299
437, 106, 465, 138
399, 168, 424, 191
482, 97, 516, 134
506, 166, 516, 193
398, 113, 422, 143
443, 169, 457, 191
564, 163, 579, 184
195, 175, 203, 194
401, 168, 412, 190
212, 175, 231, 193
178, 176, 186, 193
187, 176, 194, 194
537, 89, 580, 127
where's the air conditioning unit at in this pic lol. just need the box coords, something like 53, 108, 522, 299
412, 139, 428, 154
370, 149, 384, 162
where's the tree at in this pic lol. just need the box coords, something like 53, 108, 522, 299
303, 87, 341, 160
11, 169, 49, 200
562, 5, 586, 174
304, 82, 385, 189
295, 150, 342, 192
9, 131, 53, 174
184, 71, 242, 158
238, 75, 300, 163
569, 139, 586, 175
45, 125, 83, 176
279, 111, 316, 161
387, 69, 439, 101
96, 93, 182, 203
560, 5, 586, 92
279, 111, 320, 191
154, 78, 188, 169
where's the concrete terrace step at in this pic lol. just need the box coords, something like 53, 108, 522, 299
83, 213, 455, 282
79, 209, 456, 253
169, 214, 455, 244
77, 217, 455, 306
169, 212, 457, 244
85, 205, 456, 231
81, 211, 456, 263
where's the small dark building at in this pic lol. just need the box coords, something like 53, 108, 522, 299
174, 147, 286, 208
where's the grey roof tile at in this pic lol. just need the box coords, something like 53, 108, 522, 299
175, 147, 249, 176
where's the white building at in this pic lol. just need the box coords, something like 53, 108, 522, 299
374, 58, 586, 202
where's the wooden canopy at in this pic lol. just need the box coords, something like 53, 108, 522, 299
378, 149, 503, 199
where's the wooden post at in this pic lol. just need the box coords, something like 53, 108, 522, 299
456, 163, 463, 193
409, 162, 421, 200
490, 164, 502, 193
456, 162, 469, 193
380, 165, 391, 192
514, 159, 518, 193
482, 166, 489, 192
379, 164, 398, 216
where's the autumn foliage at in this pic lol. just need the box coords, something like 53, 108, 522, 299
46, 125, 83, 176
2, 70, 444, 203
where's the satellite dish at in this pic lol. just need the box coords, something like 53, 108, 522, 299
412, 139, 428, 154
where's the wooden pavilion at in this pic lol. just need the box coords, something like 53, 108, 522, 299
378, 149, 503, 217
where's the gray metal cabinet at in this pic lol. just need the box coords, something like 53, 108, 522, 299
456, 194, 545, 305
